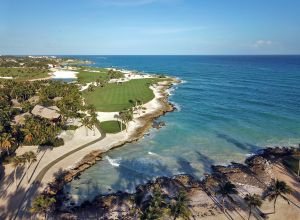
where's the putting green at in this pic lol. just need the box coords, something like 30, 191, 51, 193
100, 120, 125, 133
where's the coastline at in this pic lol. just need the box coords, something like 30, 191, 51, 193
43, 77, 179, 200
54, 146, 300, 220
0, 66, 180, 220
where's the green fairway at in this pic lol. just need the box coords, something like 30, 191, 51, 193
0, 67, 50, 80
77, 67, 123, 84
83, 78, 163, 112
100, 120, 125, 133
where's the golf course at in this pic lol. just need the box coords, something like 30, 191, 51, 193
83, 78, 164, 112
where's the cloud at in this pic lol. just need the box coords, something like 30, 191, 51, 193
253, 40, 273, 47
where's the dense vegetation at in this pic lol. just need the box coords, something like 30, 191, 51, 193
83, 78, 163, 112
0, 67, 50, 80
0, 79, 85, 159
0, 56, 59, 68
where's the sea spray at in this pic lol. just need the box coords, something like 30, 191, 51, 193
105, 156, 121, 167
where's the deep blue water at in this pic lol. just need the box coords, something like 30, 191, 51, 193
64, 55, 300, 203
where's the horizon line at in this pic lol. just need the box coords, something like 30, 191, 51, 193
2, 54, 300, 56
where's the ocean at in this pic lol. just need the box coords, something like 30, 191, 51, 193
63, 55, 300, 203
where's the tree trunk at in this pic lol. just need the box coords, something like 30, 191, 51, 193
222, 197, 225, 213
14, 169, 17, 189
26, 163, 29, 183
120, 121, 123, 131
248, 208, 251, 220
273, 196, 277, 213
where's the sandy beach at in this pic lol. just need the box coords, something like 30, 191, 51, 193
51, 70, 78, 79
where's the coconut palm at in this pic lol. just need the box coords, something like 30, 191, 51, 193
143, 187, 165, 220
22, 151, 37, 183
81, 116, 92, 136
170, 189, 191, 220
216, 181, 238, 213
119, 111, 127, 131
264, 179, 292, 213
0, 133, 15, 155
29, 195, 56, 219
244, 194, 262, 220
10, 156, 25, 189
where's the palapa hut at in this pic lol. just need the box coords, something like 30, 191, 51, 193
31, 105, 61, 122
53, 97, 63, 102
13, 112, 32, 125
28, 95, 40, 104
11, 99, 22, 109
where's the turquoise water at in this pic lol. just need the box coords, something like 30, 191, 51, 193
64, 56, 300, 203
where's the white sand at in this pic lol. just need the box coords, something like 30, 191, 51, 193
51, 70, 78, 79
0, 76, 13, 79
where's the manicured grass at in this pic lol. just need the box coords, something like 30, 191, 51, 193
83, 78, 163, 112
77, 68, 110, 84
0, 67, 50, 80
77, 67, 123, 84
100, 120, 125, 133
283, 155, 300, 174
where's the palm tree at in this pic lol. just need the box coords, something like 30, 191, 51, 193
10, 156, 25, 189
90, 114, 99, 136
264, 179, 292, 213
22, 128, 34, 144
29, 195, 56, 219
0, 133, 15, 155
22, 151, 37, 183
216, 181, 238, 213
170, 189, 191, 220
119, 111, 127, 131
244, 194, 262, 220
143, 187, 165, 220
81, 116, 91, 136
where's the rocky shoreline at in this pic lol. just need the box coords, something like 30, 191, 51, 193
49, 146, 300, 219
42, 78, 179, 204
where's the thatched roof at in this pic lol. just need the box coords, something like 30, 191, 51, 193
28, 95, 40, 104
11, 99, 22, 108
13, 112, 32, 125
53, 97, 63, 102
31, 105, 61, 120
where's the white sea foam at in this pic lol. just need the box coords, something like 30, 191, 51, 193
170, 101, 181, 112
105, 156, 121, 167
148, 151, 158, 156
180, 80, 187, 84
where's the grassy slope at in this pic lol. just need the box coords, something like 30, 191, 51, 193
0, 67, 49, 80
77, 68, 111, 84
100, 121, 125, 133
83, 78, 163, 112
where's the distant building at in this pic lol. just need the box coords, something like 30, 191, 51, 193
31, 105, 61, 121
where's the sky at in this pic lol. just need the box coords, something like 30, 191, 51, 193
1, 0, 300, 55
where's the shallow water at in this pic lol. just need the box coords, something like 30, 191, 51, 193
63, 55, 300, 203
